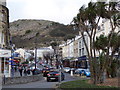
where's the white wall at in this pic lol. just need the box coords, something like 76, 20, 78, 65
0, 58, 1, 73
69, 40, 74, 57
30, 48, 54, 59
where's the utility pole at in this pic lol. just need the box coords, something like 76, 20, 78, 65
34, 37, 37, 70
34, 32, 39, 70
10, 37, 14, 77
34, 46, 37, 70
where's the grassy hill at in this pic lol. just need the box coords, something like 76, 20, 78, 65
10, 19, 79, 49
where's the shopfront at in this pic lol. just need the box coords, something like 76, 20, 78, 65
0, 49, 11, 77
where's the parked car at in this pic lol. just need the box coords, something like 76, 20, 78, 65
63, 67, 71, 73
83, 69, 90, 77
47, 71, 65, 82
74, 68, 85, 74
75, 68, 90, 77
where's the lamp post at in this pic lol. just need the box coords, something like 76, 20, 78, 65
34, 32, 39, 70
10, 38, 14, 77
34, 38, 37, 70
34, 46, 37, 70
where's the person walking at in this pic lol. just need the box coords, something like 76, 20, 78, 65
24, 68, 27, 76
18, 66, 23, 76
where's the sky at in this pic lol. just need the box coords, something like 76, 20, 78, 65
7, 0, 92, 25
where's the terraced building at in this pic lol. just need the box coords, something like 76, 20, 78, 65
0, 0, 11, 77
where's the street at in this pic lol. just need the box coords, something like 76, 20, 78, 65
2, 73, 88, 88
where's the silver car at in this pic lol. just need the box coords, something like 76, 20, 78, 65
63, 67, 71, 73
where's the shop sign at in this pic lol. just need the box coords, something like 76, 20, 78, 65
0, 49, 11, 57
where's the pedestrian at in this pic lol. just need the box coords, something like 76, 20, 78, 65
14, 66, 17, 72
32, 69, 35, 75
18, 66, 23, 76
32, 69, 37, 75
24, 68, 27, 76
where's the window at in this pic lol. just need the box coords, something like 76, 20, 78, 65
82, 48, 84, 56
1, 32, 4, 43
82, 39, 84, 47
98, 26, 100, 30
79, 41, 81, 48
79, 49, 81, 56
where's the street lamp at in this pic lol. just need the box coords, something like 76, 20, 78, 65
34, 39, 37, 70
34, 32, 39, 70
34, 45, 37, 70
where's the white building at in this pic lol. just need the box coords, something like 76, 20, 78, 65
69, 39, 74, 58
78, 34, 88, 57
61, 19, 119, 59
78, 19, 119, 58
29, 47, 54, 60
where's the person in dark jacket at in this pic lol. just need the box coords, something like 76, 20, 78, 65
18, 66, 23, 76
24, 68, 27, 76
32, 69, 36, 75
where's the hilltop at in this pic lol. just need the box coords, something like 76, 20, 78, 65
10, 19, 79, 49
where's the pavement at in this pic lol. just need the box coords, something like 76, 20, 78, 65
11, 63, 44, 77
2, 72, 89, 88
11, 70, 33, 77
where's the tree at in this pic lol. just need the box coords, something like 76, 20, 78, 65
72, 1, 119, 84
43, 51, 54, 66
94, 33, 120, 82
50, 41, 60, 69
73, 1, 106, 84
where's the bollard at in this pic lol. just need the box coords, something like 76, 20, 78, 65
71, 69, 73, 76
3, 75, 5, 84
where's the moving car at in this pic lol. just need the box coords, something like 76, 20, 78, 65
47, 71, 65, 82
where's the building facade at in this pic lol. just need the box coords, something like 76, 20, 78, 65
0, 0, 11, 77
60, 19, 119, 61
73, 36, 80, 58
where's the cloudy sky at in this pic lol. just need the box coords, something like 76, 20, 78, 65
7, 0, 91, 25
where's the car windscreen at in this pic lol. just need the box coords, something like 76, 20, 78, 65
49, 71, 59, 74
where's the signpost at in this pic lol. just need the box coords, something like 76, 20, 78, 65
0, 49, 11, 77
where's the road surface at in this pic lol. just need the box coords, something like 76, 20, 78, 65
2, 73, 88, 88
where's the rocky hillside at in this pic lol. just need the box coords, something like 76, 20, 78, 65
10, 19, 79, 49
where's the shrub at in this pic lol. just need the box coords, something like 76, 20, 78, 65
25, 30, 31, 34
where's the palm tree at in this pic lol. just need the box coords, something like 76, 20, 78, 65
94, 33, 120, 79
72, 1, 119, 84
73, 1, 106, 84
